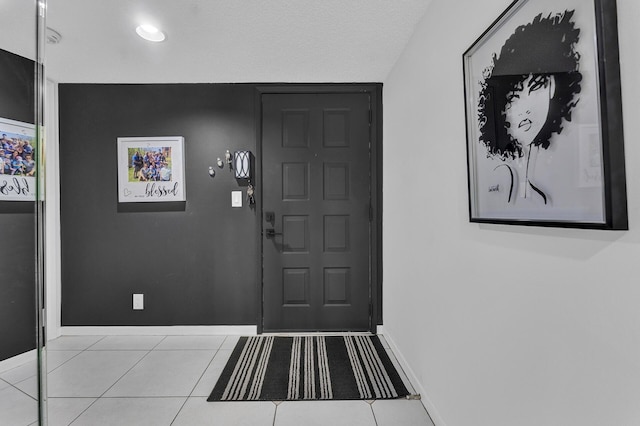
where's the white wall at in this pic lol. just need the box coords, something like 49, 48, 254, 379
383, 1, 640, 425
45, 80, 62, 340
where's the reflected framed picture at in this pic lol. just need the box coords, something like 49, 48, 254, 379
117, 136, 186, 203
463, 0, 627, 229
0, 117, 37, 201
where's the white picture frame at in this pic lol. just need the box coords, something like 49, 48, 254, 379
117, 136, 186, 203
0, 117, 37, 202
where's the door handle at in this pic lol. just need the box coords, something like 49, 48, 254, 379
265, 228, 283, 238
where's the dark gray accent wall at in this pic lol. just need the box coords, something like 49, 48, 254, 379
0, 49, 35, 123
59, 84, 259, 325
59, 83, 384, 328
0, 48, 36, 361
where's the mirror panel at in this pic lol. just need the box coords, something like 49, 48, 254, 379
0, 0, 46, 425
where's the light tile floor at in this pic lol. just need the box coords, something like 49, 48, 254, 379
0, 335, 435, 426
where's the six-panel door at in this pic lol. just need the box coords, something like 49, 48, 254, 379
262, 93, 372, 331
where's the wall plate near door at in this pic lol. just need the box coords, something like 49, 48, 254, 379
133, 294, 144, 310
231, 191, 243, 207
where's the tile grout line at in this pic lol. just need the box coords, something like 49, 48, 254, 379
369, 400, 380, 426
60, 335, 111, 425
1, 348, 83, 396
42, 335, 433, 425
65, 340, 159, 426
4, 379, 38, 402
95, 348, 155, 399
46, 350, 84, 375
86, 335, 109, 350
67, 399, 97, 426
169, 343, 224, 425
187, 347, 221, 397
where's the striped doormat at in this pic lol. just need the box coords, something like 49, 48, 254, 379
207, 335, 409, 401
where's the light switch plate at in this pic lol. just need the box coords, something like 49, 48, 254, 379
232, 191, 243, 207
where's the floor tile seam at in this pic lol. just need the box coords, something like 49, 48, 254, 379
150, 335, 169, 351
185, 348, 220, 399
92, 395, 189, 399
47, 396, 96, 399
46, 351, 84, 375
46, 349, 90, 352
66, 396, 100, 426
15, 371, 40, 391
221, 335, 239, 351
101, 349, 218, 399
272, 400, 279, 426
369, 400, 380, 426
168, 396, 190, 425
0, 361, 39, 383
83, 335, 109, 351
159, 334, 229, 337
3, 379, 38, 401
149, 348, 225, 351
85, 348, 207, 351
272, 400, 378, 426
44, 336, 107, 352
95, 348, 155, 399
104, 392, 214, 398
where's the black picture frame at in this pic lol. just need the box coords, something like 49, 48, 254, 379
463, 0, 627, 229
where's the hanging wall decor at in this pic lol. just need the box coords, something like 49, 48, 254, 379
117, 136, 186, 203
463, 0, 627, 229
234, 150, 251, 179
0, 117, 37, 201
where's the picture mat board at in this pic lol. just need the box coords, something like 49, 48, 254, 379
117, 136, 186, 203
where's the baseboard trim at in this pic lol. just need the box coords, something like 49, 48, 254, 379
0, 349, 36, 374
377, 326, 447, 426
59, 325, 258, 336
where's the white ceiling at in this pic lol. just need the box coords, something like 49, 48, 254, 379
28, 0, 431, 84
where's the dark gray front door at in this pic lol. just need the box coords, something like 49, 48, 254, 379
261, 93, 372, 332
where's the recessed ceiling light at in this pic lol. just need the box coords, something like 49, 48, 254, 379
135, 24, 166, 42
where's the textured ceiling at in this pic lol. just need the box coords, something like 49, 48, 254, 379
1, 0, 38, 61
35, 0, 430, 83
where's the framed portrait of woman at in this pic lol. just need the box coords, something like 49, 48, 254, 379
463, 0, 627, 229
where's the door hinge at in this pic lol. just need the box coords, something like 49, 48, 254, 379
368, 109, 372, 124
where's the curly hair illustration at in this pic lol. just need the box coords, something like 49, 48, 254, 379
478, 10, 582, 160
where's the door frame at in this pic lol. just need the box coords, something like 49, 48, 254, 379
254, 84, 383, 334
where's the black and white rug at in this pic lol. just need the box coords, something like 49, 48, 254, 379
208, 335, 409, 401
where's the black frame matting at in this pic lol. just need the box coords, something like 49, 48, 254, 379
462, 0, 627, 229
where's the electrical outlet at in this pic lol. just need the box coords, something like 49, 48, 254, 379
133, 293, 144, 310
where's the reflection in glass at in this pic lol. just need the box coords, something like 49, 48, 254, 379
0, 0, 46, 424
